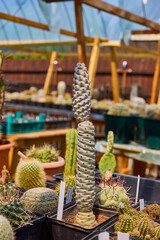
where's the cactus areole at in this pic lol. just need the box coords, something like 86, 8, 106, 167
72, 62, 96, 228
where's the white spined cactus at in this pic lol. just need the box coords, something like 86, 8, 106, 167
72, 62, 91, 123
72, 62, 96, 228
0, 215, 14, 240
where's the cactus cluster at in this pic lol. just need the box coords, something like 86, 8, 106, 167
26, 144, 59, 163
98, 131, 116, 176
146, 104, 160, 119
0, 215, 14, 240
15, 157, 46, 189
108, 103, 129, 116
72, 62, 96, 228
129, 96, 146, 115
115, 200, 160, 239
21, 187, 58, 214
0, 183, 30, 229
142, 203, 160, 219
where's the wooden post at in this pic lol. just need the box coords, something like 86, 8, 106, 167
151, 40, 160, 104
110, 46, 120, 103
44, 51, 57, 95
74, 1, 86, 64
88, 37, 100, 97
157, 90, 160, 105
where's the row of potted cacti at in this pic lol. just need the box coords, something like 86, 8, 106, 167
1, 61, 160, 240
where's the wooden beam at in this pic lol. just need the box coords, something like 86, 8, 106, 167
88, 37, 100, 97
110, 46, 120, 103
44, 51, 57, 95
60, 28, 108, 43
0, 12, 49, 31
131, 30, 159, 35
82, 0, 160, 32
120, 44, 157, 56
4, 46, 51, 56
0, 40, 77, 47
74, 1, 86, 64
151, 40, 160, 103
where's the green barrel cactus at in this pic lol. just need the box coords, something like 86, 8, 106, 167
72, 62, 96, 228
108, 103, 129, 116
0, 215, 14, 240
99, 185, 129, 208
0, 199, 30, 229
98, 131, 116, 176
64, 129, 77, 176
21, 187, 58, 214
15, 157, 46, 189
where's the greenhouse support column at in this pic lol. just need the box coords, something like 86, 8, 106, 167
88, 37, 100, 97
157, 90, 160, 105
44, 51, 57, 95
110, 46, 120, 103
74, 1, 86, 64
151, 39, 160, 104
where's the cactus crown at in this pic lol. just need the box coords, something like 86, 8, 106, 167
26, 144, 59, 163
72, 62, 91, 123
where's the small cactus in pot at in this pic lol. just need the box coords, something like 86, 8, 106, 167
72, 62, 96, 228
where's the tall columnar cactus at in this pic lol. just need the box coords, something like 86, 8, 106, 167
15, 157, 46, 189
98, 131, 116, 176
21, 187, 58, 214
64, 128, 77, 176
0, 215, 14, 240
72, 62, 96, 228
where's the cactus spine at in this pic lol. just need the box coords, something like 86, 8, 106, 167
21, 187, 58, 214
99, 131, 116, 176
0, 215, 14, 240
15, 157, 46, 189
72, 62, 96, 228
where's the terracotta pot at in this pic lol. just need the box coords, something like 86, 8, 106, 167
0, 139, 14, 172
41, 156, 65, 180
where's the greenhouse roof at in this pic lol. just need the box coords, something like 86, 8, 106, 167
0, 0, 160, 44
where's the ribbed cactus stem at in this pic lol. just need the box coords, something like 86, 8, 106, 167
75, 120, 96, 227
72, 63, 91, 123
72, 62, 96, 228
107, 131, 114, 153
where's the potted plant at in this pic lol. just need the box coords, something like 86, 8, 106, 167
24, 144, 65, 180
0, 51, 14, 172
47, 63, 117, 240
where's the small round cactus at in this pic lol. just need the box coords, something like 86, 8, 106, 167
0, 215, 14, 240
145, 104, 160, 119
21, 187, 58, 214
15, 157, 46, 189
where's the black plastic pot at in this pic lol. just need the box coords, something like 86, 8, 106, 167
15, 215, 48, 240
81, 230, 136, 240
47, 202, 117, 240
113, 173, 160, 202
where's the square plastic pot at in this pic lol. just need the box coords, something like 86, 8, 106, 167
113, 173, 160, 202
81, 230, 136, 240
47, 202, 117, 240
15, 215, 47, 240
104, 113, 135, 144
